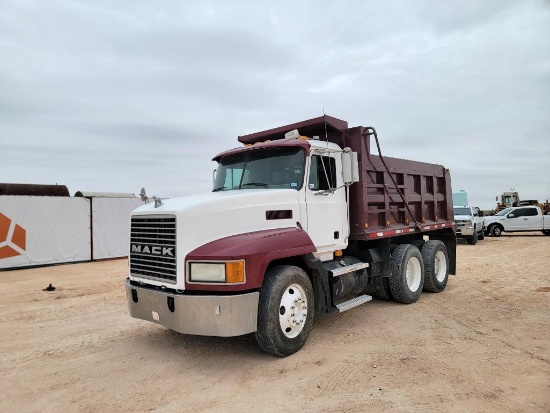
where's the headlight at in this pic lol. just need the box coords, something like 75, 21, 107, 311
189, 261, 245, 283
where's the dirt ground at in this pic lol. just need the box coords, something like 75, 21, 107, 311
1, 233, 549, 413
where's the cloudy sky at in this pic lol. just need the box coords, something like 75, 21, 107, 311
1, 0, 549, 210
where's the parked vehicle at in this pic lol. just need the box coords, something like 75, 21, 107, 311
125, 115, 457, 356
453, 206, 484, 245
484, 206, 550, 236
495, 191, 520, 212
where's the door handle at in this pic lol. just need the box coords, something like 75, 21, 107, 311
523, 218, 528, 220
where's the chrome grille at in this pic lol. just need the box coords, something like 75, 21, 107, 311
130, 215, 176, 283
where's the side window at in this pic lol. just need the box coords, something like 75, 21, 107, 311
525, 208, 538, 216
510, 209, 525, 217
309, 155, 336, 191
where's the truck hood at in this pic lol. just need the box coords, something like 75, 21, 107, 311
483, 215, 505, 225
130, 189, 303, 289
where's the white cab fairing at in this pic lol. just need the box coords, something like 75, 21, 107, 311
129, 189, 302, 290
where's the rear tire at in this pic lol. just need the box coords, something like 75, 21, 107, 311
467, 230, 478, 245
389, 244, 424, 304
255, 265, 314, 357
478, 229, 485, 240
421, 241, 449, 293
372, 276, 393, 301
542, 230, 550, 236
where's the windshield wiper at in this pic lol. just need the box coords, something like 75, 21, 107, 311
241, 182, 268, 188
212, 186, 227, 192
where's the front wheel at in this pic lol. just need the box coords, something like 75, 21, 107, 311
389, 244, 424, 304
255, 265, 314, 357
467, 230, 478, 245
491, 225, 502, 237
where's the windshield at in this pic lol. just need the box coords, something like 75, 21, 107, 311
453, 207, 471, 216
213, 147, 306, 191
495, 208, 512, 216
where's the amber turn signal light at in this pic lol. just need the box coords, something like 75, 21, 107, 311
225, 261, 245, 283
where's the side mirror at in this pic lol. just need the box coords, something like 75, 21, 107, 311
478, 211, 484, 217
342, 149, 359, 184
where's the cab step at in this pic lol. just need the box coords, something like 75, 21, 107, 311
336, 294, 372, 312
330, 262, 369, 277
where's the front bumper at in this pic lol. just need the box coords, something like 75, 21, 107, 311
456, 226, 474, 237
125, 279, 259, 337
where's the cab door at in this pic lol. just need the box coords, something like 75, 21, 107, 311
506, 208, 528, 231
304, 151, 348, 252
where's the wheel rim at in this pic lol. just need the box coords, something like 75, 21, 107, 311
494, 227, 501, 236
279, 283, 308, 338
434, 250, 447, 282
406, 256, 422, 292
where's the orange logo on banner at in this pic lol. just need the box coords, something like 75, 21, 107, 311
0, 212, 27, 259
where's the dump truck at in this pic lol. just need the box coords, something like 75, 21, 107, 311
125, 115, 457, 356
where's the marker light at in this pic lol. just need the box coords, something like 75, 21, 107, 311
225, 261, 245, 283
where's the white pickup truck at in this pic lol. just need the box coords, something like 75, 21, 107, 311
453, 206, 485, 245
484, 206, 550, 237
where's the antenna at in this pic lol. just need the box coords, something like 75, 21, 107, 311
323, 109, 329, 147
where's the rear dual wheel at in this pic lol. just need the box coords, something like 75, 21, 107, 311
377, 241, 450, 302
389, 244, 424, 304
421, 240, 449, 293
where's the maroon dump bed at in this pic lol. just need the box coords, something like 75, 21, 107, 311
238, 115, 455, 241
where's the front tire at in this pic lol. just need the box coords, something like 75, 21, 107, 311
478, 229, 485, 240
389, 244, 424, 304
491, 225, 502, 237
467, 230, 478, 245
255, 265, 314, 357
421, 241, 449, 293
